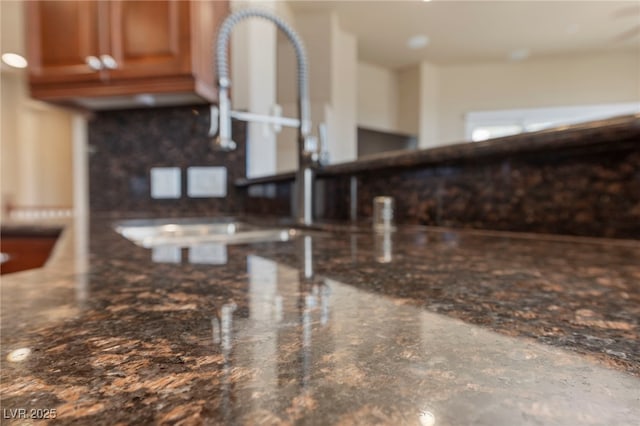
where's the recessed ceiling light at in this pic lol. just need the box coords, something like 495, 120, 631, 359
407, 35, 430, 50
509, 48, 530, 62
2, 53, 28, 69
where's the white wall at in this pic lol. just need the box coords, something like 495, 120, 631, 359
276, 11, 333, 172
278, 12, 332, 104
396, 65, 420, 136
357, 50, 639, 148
329, 18, 357, 164
437, 50, 640, 144
356, 61, 429, 141
1, 72, 74, 212
1, 72, 21, 214
418, 61, 440, 148
357, 62, 398, 132
1, 0, 77, 214
230, 0, 278, 178
276, 10, 357, 171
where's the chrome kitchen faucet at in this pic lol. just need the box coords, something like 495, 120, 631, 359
209, 8, 323, 226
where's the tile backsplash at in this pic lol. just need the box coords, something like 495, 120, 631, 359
88, 105, 246, 217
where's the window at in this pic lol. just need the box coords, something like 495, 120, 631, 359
471, 124, 523, 142
466, 102, 640, 142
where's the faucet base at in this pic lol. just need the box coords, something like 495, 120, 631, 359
296, 167, 315, 226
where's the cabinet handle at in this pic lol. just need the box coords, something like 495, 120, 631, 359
85, 56, 103, 71
100, 55, 118, 70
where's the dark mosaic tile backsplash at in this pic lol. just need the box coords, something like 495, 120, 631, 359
89, 107, 639, 239
89, 105, 246, 217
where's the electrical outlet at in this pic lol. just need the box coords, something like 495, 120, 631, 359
151, 245, 181, 263
189, 243, 227, 265
187, 167, 227, 198
150, 167, 181, 199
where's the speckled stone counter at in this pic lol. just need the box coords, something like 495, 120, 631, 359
1, 215, 639, 425
238, 114, 640, 239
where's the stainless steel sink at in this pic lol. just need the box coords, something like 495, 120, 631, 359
113, 217, 299, 248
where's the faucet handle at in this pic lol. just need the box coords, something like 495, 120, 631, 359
318, 123, 329, 165
303, 135, 318, 153
209, 105, 219, 137
300, 135, 319, 165
213, 135, 237, 151
209, 105, 236, 151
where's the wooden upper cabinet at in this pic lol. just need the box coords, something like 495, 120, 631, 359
106, 1, 191, 80
27, 1, 104, 83
26, 0, 229, 108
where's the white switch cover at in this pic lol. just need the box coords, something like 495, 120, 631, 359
189, 243, 227, 265
187, 167, 227, 198
151, 245, 181, 263
150, 167, 181, 199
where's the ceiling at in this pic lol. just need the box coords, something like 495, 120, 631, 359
3, 1, 638, 71
287, 0, 640, 68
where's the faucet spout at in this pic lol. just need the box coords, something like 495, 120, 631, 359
214, 8, 317, 225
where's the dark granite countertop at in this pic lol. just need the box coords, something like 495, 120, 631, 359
235, 114, 640, 187
1, 215, 639, 425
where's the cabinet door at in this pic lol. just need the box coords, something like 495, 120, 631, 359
27, 1, 105, 83
105, 0, 191, 80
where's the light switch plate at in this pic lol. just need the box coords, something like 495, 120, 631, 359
150, 167, 181, 199
151, 245, 181, 263
189, 243, 227, 265
187, 167, 227, 198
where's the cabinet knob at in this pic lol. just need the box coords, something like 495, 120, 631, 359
100, 55, 118, 70
85, 56, 103, 71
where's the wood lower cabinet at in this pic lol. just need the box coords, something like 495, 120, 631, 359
26, 0, 229, 108
0, 227, 62, 275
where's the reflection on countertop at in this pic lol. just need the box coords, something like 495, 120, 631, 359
1, 215, 639, 424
